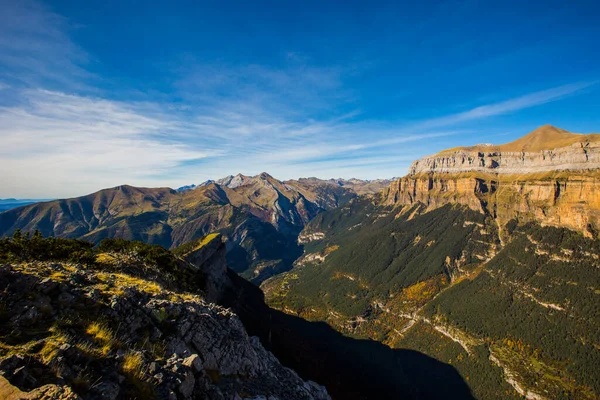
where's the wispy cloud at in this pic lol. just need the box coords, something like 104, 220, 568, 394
414, 81, 598, 129
0, 84, 456, 197
0, 89, 210, 197
2, 75, 596, 197
0, 0, 92, 91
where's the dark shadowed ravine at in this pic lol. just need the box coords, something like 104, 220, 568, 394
223, 271, 474, 400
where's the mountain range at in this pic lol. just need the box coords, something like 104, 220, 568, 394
0, 199, 53, 213
0, 174, 390, 283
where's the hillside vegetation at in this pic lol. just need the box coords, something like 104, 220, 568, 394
264, 199, 600, 399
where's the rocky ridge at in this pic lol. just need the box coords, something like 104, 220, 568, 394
201, 174, 392, 195
0, 237, 330, 400
409, 125, 600, 175
0, 172, 392, 283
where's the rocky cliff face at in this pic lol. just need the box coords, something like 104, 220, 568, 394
384, 126, 600, 237
409, 141, 600, 175
0, 239, 330, 400
409, 125, 600, 175
383, 173, 600, 237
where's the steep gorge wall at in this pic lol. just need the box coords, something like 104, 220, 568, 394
383, 173, 600, 237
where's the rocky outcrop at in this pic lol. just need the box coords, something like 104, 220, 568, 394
409, 141, 600, 175
181, 233, 228, 302
297, 232, 325, 244
383, 172, 600, 237
0, 258, 330, 400
0, 374, 79, 400
409, 125, 600, 175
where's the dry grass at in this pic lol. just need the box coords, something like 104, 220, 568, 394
122, 351, 145, 378
192, 233, 220, 252
95, 253, 116, 264
0, 340, 44, 358
75, 340, 97, 356
86, 322, 120, 355
48, 271, 68, 281
96, 272, 162, 295
168, 292, 199, 303
324, 245, 340, 255
39, 334, 69, 363
121, 351, 155, 399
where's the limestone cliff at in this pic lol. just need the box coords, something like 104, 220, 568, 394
383, 172, 600, 236
384, 126, 600, 237
409, 125, 600, 175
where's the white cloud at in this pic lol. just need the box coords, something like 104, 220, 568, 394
1, 80, 595, 198
0, 89, 210, 197
415, 81, 598, 129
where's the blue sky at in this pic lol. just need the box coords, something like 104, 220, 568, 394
1, 0, 599, 198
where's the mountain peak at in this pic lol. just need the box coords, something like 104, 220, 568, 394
528, 124, 567, 138
258, 172, 275, 181
501, 125, 573, 152
437, 125, 600, 155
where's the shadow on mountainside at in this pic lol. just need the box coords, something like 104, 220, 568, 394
223, 271, 475, 400
219, 215, 305, 284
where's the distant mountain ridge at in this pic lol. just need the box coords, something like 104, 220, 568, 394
176, 184, 197, 192
0, 173, 388, 282
0, 198, 53, 212
180, 174, 393, 196
179, 174, 392, 210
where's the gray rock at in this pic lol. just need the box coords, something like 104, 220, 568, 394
409, 141, 600, 175
0, 262, 331, 400
95, 381, 120, 400
178, 371, 195, 398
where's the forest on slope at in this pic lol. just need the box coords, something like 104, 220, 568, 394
263, 198, 600, 399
